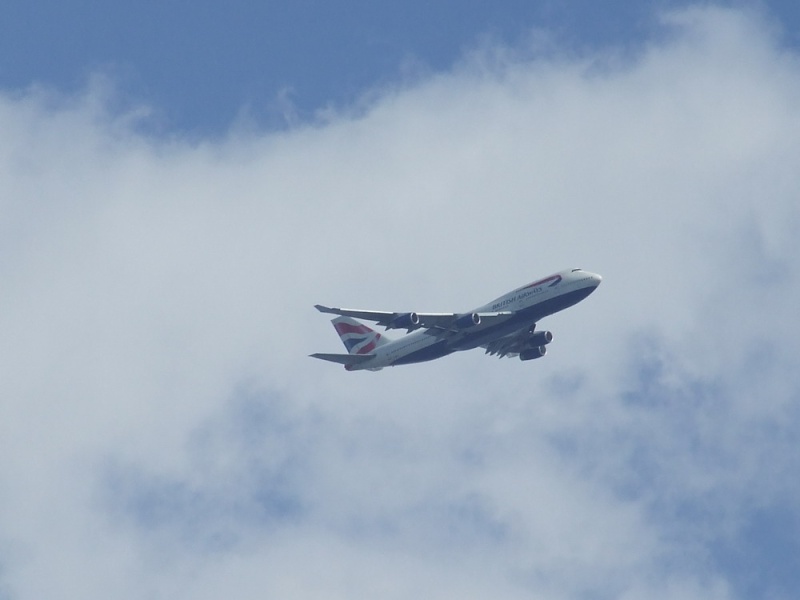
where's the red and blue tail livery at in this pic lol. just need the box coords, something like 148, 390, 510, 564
311, 268, 601, 371
332, 317, 387, 355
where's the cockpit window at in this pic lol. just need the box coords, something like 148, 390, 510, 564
571, 268, 582, 272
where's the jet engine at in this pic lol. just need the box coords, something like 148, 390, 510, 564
454, 312, 481, 329
387, 312, 420, 330
529, 330, 553, 346
519, 346, 547, 361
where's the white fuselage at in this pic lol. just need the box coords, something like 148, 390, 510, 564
348, 268, 602, 370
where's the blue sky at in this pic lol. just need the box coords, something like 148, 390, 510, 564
2, 3, 800, 600
6, 0, 797, 133
3, 0, 656, 131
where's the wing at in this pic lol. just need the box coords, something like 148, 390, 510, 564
482, 327, 553, 358
315, 305, 514, 332
482, 336, 524, 358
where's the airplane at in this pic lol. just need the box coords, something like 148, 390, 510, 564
311, 268, 602, 371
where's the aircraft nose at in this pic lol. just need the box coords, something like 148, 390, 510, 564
591, 272, 602, 286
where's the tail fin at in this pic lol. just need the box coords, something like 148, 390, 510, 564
332, 316, 389, 355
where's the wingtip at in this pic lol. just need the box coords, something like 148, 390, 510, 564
314, 304, 332, 313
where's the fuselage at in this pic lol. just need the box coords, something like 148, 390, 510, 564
348, 268, 602, 370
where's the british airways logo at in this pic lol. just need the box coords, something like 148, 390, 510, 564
490, 274, 561, 311
334, 322, 372, 336
334, 322, 381, 354
523, 274, 562, 289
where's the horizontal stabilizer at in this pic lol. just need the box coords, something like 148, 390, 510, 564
309, 352, 375, 365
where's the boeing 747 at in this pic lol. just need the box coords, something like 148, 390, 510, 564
311, 268, 601, 371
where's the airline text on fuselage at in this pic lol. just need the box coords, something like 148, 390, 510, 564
491, 286, 545, 311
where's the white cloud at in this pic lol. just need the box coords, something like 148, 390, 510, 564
1, 5, 799, 599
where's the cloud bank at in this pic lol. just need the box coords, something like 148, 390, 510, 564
1, 6, 799, 599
